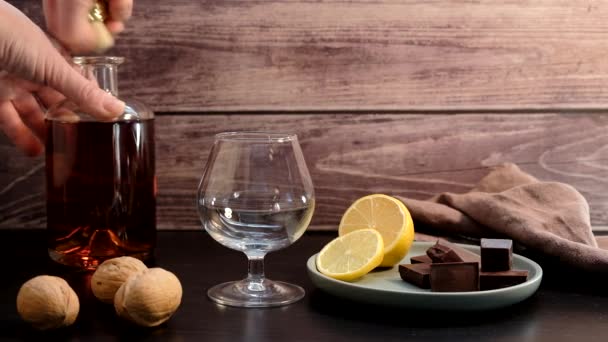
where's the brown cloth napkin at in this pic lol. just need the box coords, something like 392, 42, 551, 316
397, 163, 608, 273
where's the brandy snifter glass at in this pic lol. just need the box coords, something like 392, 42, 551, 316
197, 132, 315, 307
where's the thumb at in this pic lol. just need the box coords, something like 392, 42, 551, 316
45, 55, 125, 119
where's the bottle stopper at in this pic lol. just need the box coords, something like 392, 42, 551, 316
89, 0, 108, 22
88, 0, 114, 52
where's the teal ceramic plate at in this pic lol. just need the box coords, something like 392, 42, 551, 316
306, 241, 543, 311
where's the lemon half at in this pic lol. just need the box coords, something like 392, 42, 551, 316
316, 229, 384, 281
338, 194, 414, 267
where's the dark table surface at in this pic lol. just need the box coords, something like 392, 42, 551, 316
2, 230, 608, 342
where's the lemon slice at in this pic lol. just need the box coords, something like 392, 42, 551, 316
316, 229, 384, 281
338, 194, 415, 267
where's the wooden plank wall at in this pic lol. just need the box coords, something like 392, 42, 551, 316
2, 1, 608, 230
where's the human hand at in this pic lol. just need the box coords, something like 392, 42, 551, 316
0, 1, 125, 156
43, 0, 133, 53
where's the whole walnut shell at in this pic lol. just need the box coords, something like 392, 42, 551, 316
114, 268, 182, 327
91, 256, 148, 304
16, 275, 79, 330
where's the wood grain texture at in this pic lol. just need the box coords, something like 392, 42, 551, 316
2, 113, 608, 230
9, 0, 608, 112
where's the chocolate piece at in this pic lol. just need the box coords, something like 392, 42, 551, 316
430, 262, 479, 292
480, 270, 528, 290
425, 241, 482, 264
399, 264, 431, 289
410, 254, 433, 264
480, 238, 513, 272
440, 241, 481, 264
426, 242, 463, 263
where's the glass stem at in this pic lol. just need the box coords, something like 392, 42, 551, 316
246, 255, 266, 292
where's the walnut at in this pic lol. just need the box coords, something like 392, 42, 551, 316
114, 268, 182, 327
16, 275, 79, 330
91, 256, 148, 304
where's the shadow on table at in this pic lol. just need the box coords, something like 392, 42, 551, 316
307, 288, 541, 329
6, 320, 177, 342
519, 249, 608, 295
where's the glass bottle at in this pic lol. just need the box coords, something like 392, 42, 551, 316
45, 56, 156, 269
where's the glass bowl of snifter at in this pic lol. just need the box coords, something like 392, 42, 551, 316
197, 132, 315, 307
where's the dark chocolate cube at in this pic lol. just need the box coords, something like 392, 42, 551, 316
480, 270, 528, 290
426, 242, 464, 263
480, 238, 513, 272
430, 262, 479, 292
399, 263, 431, 289
440, 241, 481, 264
426, 241, 481, 264
410, 254, 433, 264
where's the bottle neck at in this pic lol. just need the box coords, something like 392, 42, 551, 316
79, 63, 119, 97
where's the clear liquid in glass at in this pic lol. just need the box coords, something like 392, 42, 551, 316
200, 199, 314, 254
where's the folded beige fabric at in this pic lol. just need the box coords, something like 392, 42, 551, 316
397, 163, 608, 273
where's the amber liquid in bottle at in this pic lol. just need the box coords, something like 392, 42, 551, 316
45, 119, 156, 269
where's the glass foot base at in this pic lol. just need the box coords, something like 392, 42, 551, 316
208, 279, 305, 308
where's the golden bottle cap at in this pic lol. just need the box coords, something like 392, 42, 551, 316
88, 0, 108, 22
